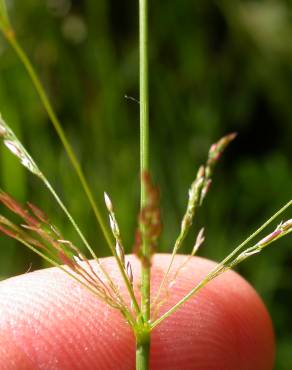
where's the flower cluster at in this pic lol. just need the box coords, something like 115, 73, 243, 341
0, 191, 127, 310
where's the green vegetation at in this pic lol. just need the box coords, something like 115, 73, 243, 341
0, 1, 291, 368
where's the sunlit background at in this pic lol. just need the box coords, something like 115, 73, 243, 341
0, 1, 291, 368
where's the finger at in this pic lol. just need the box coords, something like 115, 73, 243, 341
0, 254, 274, 370
150, 255, 274, 370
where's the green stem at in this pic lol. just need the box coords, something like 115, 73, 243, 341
136, 330, 150, 370
151, 199, 292, 329
3, 30, 113, 251
138, 0, 151, 367
139, 0, 150, 323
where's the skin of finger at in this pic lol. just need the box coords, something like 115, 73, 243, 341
0, 254, 274, 370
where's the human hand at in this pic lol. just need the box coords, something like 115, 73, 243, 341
0, 255, 274, 370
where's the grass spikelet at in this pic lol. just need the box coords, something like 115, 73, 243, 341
126, 261, 134, 285
0, 116, 42, 178
0, 191, 135, 316
153, 134, 235, 308
103, 191, 141, 317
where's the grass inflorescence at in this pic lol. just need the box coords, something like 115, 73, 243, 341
0, 1, 291, 369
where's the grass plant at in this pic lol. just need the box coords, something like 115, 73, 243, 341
0, 1, 291, 369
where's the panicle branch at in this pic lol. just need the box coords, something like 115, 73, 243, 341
103, 191, 141, 317
152, 133, 236, 309
228, 219, 292, 268
151, 202, 291, 330
175, 133, 236, 254
0, 112, 140, 322
0, 115, 116, 289
0, 191, 132, 316
201, 132, 237, 204
173, 227, 205, 282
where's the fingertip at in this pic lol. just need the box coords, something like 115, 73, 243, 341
0, 255, 274, 370
0, 266, 135, 370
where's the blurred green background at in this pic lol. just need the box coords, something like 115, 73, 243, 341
0, 0, 291, 368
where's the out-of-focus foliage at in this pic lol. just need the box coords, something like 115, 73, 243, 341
0, 0, 291, 367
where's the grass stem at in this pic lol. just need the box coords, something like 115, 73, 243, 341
139, 0, 151, 323
138, 0, 151, 367
136, 329, 150, 370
